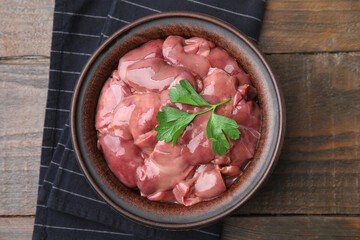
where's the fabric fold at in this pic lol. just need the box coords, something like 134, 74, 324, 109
33, 1, 266, 239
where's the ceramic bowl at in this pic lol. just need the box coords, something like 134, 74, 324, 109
70, 11, 285, 230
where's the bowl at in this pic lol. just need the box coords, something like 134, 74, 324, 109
70, 11, 285, 230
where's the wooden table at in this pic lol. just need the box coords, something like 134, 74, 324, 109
1, 1, 359, 239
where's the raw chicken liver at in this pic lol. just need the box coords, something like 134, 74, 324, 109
96, 36, 261, 206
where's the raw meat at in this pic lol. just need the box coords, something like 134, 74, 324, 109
96, 36, 261, 206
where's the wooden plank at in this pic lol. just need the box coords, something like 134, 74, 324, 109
0, 56, 49, 65
0, 53, 359, 215
0, 63, 49, 215
222, 216, 360, 240
237, 52, 360, 214
258, 0, 360, 53
1, 0, 359, 57
0, 216, 358, 240
0, 217, 34, 240
0, 0, 54, 57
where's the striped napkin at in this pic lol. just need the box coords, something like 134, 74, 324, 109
33, 1, 266, 239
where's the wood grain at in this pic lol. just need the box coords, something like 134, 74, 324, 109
0, 0, 359, 238
258, 0, 360, 53
237, 52, 360, 214
0, 0, 54, 57
1, 216, 359, 240
1, 53, 358, 216
0, 63, 49, 215
222, 216, 360, 240
0, 56, 49, 65
1, 0, 359, 57
0, 217, 34, 240
0, 0, 359, 220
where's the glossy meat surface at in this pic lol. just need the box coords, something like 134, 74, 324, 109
126, 58, 194, 93
136, 141, 194, 196
96, 36, 261, 206
173, 164, 226, 206
95, 70, 131, 130
97, 132, 143, 188
118, 40, 164, 82
163, 36, 213, 78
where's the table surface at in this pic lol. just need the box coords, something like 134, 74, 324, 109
1, 0, 359, 239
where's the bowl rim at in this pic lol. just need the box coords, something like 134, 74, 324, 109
70, 11, 285, 229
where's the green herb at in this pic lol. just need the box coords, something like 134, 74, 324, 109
168, 79, 210, 107
206, 111, 241, 155
155, 107, 196, 145
155, 79, 240, 155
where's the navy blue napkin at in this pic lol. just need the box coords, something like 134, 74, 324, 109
33, 1, 266, 239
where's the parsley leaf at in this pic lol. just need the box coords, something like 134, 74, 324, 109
155, 79, 240, 155
155, 106, 196, 146
206, 111, 241, 155
168, 80, 211, 106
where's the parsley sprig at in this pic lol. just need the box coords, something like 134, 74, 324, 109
155, 80, 240, 155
